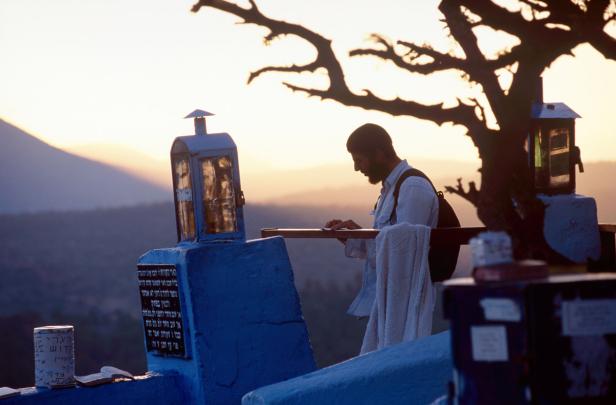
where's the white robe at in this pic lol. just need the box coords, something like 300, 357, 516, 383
360, 222, 435, 354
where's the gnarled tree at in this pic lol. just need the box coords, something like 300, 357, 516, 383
192, 0, 616, 260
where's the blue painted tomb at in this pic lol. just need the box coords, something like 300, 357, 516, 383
136, 110, 316, 404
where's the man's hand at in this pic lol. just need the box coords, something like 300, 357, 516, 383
323, 219, 362, 244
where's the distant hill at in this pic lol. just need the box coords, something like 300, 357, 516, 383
267, 161, 616, 223
0, 203, 375, 379
67, 144, 172, 191
61, 145, 481, 204
0, 202, 367, 318
0, 119, 170, 213
0, 203, 372, 385
576, 161, 616, 223
242, 159, 479, 203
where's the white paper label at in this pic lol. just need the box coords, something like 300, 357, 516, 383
562, 299, 616, 336
471, 325, 508, 362
480, 298, 521, 322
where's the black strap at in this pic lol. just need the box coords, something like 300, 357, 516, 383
388, 168, 439, 224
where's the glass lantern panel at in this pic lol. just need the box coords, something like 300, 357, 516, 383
533, 128, 549, 189
173, 156, 196, 241
548, 127, 570, 188
201, 156, 237, 234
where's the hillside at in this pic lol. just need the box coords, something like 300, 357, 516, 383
67, 144, 172, 191
0, 203, 369, 318
0, 203, 369, 386
1, 168, 615, 386
242, 158, 479, 202
0, 119, 169, 213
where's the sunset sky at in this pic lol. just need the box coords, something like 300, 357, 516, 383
1, 0, 615, 176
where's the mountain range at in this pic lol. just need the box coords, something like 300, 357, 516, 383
0, 119, 169, 213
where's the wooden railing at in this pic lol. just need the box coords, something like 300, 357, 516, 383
597, 224, 616, 270
260, 227, 484, 245
261, 224, 616, 269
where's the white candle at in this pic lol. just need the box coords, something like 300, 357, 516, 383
34, 325, 75, 388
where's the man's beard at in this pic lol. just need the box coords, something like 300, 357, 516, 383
366, 162, 390, 184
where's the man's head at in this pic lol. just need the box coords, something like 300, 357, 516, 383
346, 123, 399, 184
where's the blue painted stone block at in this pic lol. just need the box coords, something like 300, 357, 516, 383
539, 194, 601, 262
138, 236, 316, 405
242, 331, 452, 405
1, 374, 188, 405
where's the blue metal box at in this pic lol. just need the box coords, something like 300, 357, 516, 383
444, 273, 616, 404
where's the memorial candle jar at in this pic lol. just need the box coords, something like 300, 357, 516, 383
34, 325, 75, 388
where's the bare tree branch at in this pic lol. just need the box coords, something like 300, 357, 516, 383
445, 178, 480, 205
469, 97, 487, 124
192, 0, 492, 139
193, 0, 614, 150
440, 0, 509, 125
587, 30, 616, 60
192, 0, 346, 86
192, 0, 615, 256
349, 35, 468, 75
461, 0, 615, 61
354, 35, 525, 78
247, 62, 321, 84
459, 0, 542, 37
281, 81, 489, 134
518, 0, 549, 12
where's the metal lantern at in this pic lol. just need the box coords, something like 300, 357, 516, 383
528, 91, 583, 195
170, 109, 245, 243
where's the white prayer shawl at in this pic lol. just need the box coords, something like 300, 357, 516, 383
360, 222, 435, 354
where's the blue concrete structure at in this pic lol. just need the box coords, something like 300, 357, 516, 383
540, 194, 601, 263
443, 274, 616, 404
136, 110, 316, 403
242, 331, 453, 405
2, 374, 189, 405
138, 236, 316, 404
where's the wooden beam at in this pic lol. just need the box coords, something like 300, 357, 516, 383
260, 228, 377, 239
260, 227, 486, 246
262, 225, 616, 269
599, 223, 616, 233
593, 224, 616, 271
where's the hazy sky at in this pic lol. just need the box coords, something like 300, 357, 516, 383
1, 0, 615, 173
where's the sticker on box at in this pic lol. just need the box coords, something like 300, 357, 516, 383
562, 299, 616, 336
480, 298, 521, 322
471, 325, 508, 362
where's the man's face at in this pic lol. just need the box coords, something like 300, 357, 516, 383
351, 151, 389, 184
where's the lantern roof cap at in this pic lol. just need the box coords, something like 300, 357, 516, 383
184, 109, 215, 119
172, 133, 236, 154
531, 102, 581, 119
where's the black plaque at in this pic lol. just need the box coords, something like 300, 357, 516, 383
137, 264, 186, 357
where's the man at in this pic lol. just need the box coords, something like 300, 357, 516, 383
325, 123, 439, 317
